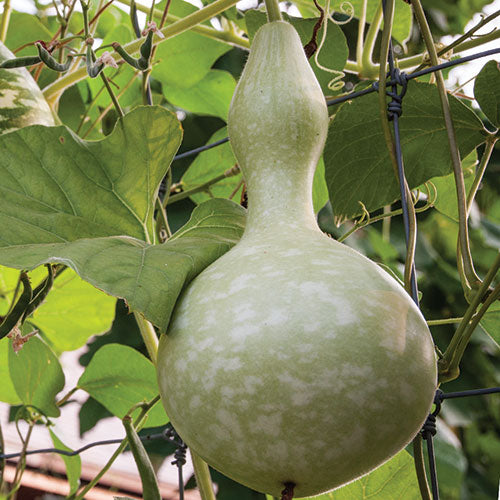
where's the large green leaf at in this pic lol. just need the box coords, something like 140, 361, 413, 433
30, 270, 116, 352
297, 450, 419, 499
162, 70, 236, 121
49, 428, 82, 496
8, 335, 65, 417
324, 81, 485, 222
245, 11, 348, 96
77, 343, 167, 426
0, 106, 182, 244
474, 60, 500, 128
0, 198, 245, 330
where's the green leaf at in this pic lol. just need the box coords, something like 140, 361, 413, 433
480, 302, 500, 348
324, 81, 485, 222
245, 11, 348, 96
0, 198, 245, 330
49, 428, 82, 496
0, 339, 21, 404
181, 127, 242, 204
163, 70, 236, 121
427, 150, 477, 222
474, 60, 500, 128
77, 343, 167, 426
152, 0, 230, 89
298, 450, 420, 499
313, 157, 329, 213
0, 106, 182, 244
30, 270, 116, 352
8, 335, 65, 417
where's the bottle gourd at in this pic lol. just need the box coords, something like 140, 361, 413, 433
157, 21, 437, 497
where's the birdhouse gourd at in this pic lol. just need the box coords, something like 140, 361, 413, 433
157, 20, 437, 497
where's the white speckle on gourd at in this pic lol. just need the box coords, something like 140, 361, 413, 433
157, 20, 437, 498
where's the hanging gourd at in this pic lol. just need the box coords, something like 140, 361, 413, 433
157, 15, 437, 499
0, 42, 55, 134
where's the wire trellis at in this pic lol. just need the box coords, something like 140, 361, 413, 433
1, 9, 499, 500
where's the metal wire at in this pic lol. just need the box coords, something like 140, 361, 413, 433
169, 47, 500, 164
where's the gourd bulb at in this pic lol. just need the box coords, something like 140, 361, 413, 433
157, 20, 437, 497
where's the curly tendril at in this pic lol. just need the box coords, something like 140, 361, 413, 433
313, 0, 353, 91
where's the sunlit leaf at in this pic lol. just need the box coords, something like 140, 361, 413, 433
78, 343, 167, 426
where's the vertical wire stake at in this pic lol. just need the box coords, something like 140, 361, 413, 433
421, 390, 443, 500
164, 424, 188, 500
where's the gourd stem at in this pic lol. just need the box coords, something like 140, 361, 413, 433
411, 0, 482, 294
264, 0, 282, 22
191, 450, 216, 500
43, 0, 243, 105
413, 434, 432, 500
134, 312, 159, 365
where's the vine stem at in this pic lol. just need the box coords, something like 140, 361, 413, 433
132, 312, 216, 500
264, 0, 282, 22
118, 0, 249, 49
73, 396, 159, 500
360, 1, 383, 78
0, 0, 11, 43
355, 0, 368, 66
439, 253, 500, 382
413, 434, 432, 500
466, 136, 497, 213
411, 0, 482, 295
167, 165, 240, 205
42, 0, 242, 106
427, 317, 463, 326
343, 21, 500, 75
191, 451, 216, 500
133, 312, 158, 365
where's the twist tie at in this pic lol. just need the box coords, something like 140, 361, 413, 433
421, 389, 444, 440
386, 69, 408, 121
163, 423, 188, 468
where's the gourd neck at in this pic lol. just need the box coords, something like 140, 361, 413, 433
242, 162, 319, 236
